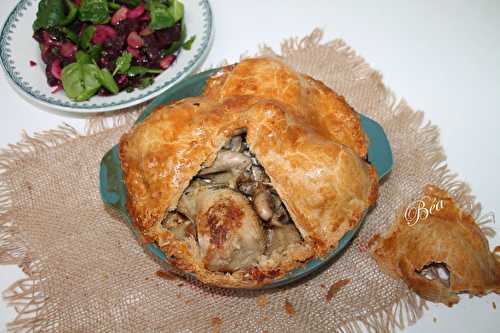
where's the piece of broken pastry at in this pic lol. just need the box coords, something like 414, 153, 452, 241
119, 58, 378, 288
369, 185, 500, 306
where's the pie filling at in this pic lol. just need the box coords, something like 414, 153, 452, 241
161, 131, 304, 273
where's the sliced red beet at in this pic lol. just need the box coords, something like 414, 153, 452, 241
127, 46, 141, 58
92, 25, 117, 44
51, 60, 62, 80
42, 31, 61, 47
127, 3, 145, 19
159, 55, 176, 69
112, 7, 129, 25
60, 42, 77, 58
127, 31, 144, 48
29, 60, 37, 67
41, 44, 51, 63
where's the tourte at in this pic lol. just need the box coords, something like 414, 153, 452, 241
119, 57, 378, 287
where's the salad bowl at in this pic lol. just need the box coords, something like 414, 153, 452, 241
0, 0, 213, 113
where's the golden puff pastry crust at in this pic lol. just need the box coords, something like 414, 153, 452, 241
204, 57, 369, 158
119, 58, 378, 287
369, 185, 500, 306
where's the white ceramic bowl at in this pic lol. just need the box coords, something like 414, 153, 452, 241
0, 0, 213, 113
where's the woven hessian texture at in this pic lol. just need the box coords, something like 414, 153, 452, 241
1, 29, 492, 333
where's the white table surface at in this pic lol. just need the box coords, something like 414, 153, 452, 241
1, 0, 499, 331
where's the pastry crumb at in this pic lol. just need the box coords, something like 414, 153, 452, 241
493, 301, 497, 310
155, 270, 177, 280
176, 292, 182, 298
284, 300, 295, 316
433, 317, 437, 323
185, 299, 193, 305
177, 283, 184, 287
326, 279, 351, 302
256, 295, 268, 307
320, 284, 326, 289
211, 317, 222, 333
261, 330, 270, 333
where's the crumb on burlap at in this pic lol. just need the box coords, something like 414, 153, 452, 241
185, 299, 193, 305
326, 279, 351, 302
284, 300, 295, 316
320, 284, 326, 289
256, 295, 268, 307
493, 301, 497, 310
211, 317, 222, 333
176, 292, 182, 298
156, 270, 177, 280
177, 283, 184, 287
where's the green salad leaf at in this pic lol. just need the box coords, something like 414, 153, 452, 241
61, 27, 79, 45
98, 69, 119, 94
79, 0, 110, 24
138, 77, 155, 89
117, 0, 142, 7
33, 0, 65, 31
168, 0, 184, 22
147, 0, 184, 30
113, 51, 133, 76
60, 0, 78, 26
127, 66, 163, 76
61, 62, 102, 101
182, 35, 195, 50
80, 26, 97, 50
88, 44, 104, 61
108, 1, 121, 10
75, 51, 92, 64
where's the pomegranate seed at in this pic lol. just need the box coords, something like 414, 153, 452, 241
139, 27, 153, 36
127, 46, 141, 58
29, 60, 37, 67
127, 31, 144, 48
112, 6, 129, 25
60, 42, 77, 58
51, 60, 62, 80
127, 3, 145, 19
159, 55, 176, 69
92, 25, 117, 44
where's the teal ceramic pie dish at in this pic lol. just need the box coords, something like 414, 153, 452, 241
99, 68, 393, 289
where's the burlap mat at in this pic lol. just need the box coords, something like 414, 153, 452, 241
1, 29, 494, 332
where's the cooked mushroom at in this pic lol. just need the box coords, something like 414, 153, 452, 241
253, 187, 274, 221
199, 150, 251, 176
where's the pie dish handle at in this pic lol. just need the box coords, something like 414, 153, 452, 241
359, 114, 393, 179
